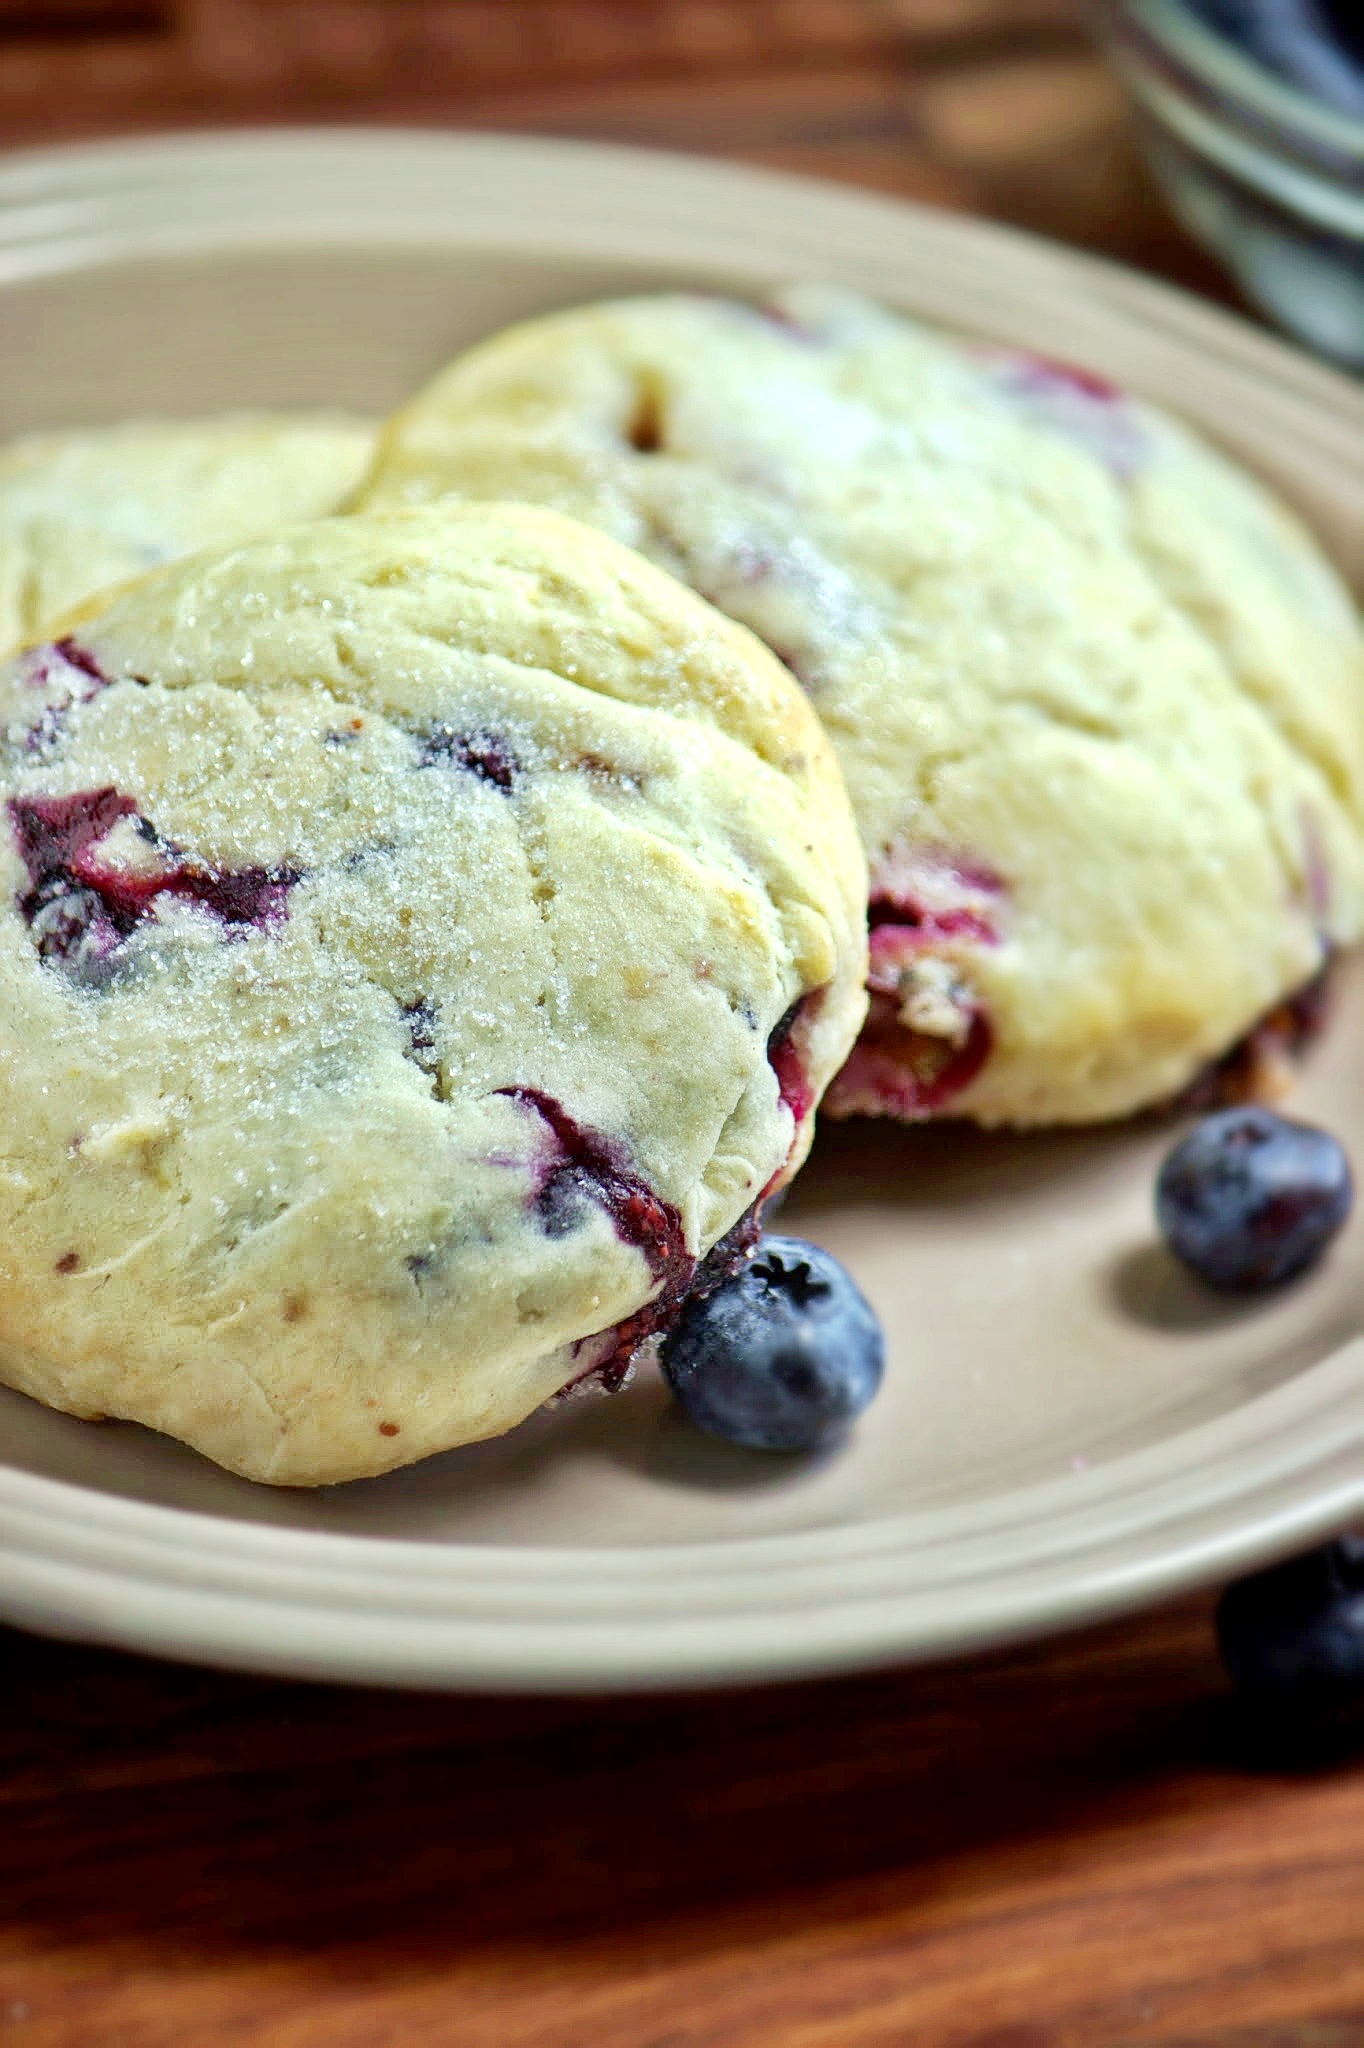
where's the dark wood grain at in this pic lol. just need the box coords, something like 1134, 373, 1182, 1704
2, 1599, 1364, 2046
0, 4, 1353, 2044
0, 0, 1233, 299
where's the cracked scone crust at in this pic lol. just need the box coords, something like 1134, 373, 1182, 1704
0, 503, 867, 1485
359, 288, 1364, 1125
0, 412, 375, 653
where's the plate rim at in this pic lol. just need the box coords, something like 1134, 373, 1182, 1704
0, 125, 1362, 1690
4, 1339, 1364, 1690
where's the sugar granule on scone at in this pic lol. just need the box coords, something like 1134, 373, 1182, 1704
357, 288, 1364, 1126
0, 412, 375, 653
0, 503, 867, 1485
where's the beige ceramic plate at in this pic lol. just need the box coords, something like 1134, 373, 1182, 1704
2, 130, 1364, 1692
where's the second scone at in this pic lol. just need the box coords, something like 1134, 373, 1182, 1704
0, 502, 866, 1484
0, 411, 375, 653
357, 288, 1364, 1126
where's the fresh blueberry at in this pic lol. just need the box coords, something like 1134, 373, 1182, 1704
1218, 1537, 1364, 1699
1156, 1106, 1352, 1292
660, 1234, 884, 1452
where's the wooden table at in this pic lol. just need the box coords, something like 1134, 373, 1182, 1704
2, 5, 1362, 2044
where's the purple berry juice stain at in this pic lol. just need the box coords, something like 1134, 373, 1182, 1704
984, 351, 1148, 477
823, 846, 1004, 1121
766, 998, 816, 1127
865, 845, 1004, 987
8, 785, 297, 977
401, 997, 441, 1083
563, 1202, 765, 1398
16, 640, 112, 756
499, 1086, 690, 1287
416, 725, 521, 792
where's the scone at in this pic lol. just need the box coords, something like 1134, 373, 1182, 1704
0, 412, 375, 652
357, 288, 1364, 1126
0, 503, 866, 1485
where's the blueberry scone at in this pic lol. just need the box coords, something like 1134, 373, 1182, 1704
358, 289, 1364, 1126
0, 503, 866, 1484
0, 413, 375, 653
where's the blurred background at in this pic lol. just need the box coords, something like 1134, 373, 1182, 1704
0, 0, 1233, 302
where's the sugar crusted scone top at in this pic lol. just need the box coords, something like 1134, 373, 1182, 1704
358, 289, 1364, 1124
0, 412, 375, 655
0, 503, 866, 1484
359, 288, 1364, 823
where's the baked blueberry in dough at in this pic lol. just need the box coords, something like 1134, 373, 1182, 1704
358, 287, 1364, 1126
0, 503, 866, 1484
0, 413, 375, 653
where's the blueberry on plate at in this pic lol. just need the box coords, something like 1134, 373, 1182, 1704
1156, 1105, 1353, 1292
660, 1235, 884, 1452
1218, 1537, 1364, 1699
